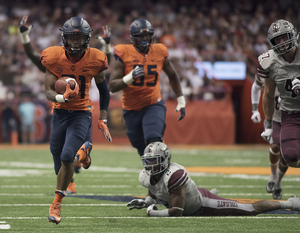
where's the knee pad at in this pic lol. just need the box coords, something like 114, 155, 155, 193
270, 144, 280, 155
61, 148, 76, 163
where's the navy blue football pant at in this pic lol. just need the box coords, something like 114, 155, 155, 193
123, 100, 166, 156
50, 109, 92, 174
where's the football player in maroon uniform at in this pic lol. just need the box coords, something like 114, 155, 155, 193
127, 142, 300, 216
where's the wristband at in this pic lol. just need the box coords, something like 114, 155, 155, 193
177, 96, 186, 104
252, 104, 258, 111
148, 209, 169, 217
20, 33, 30, 44
122, 70, 134, 85
55, 94, 65, 103
264, 119, 272, 128
103, 44, 111, 54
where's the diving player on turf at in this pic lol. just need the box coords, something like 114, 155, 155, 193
127, 142, 300, 216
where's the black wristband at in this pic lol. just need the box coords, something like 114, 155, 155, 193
264, 119, 272, 128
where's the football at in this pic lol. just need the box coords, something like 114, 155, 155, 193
55, 77, 76, 94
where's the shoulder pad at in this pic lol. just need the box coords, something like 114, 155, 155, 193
258, 49, 277, 71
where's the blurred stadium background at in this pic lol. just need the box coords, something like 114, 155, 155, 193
1, 0, 300, 145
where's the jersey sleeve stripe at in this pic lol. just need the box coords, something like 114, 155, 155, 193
168, 170, 188, 190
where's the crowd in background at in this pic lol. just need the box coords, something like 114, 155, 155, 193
0, 0, 300, 142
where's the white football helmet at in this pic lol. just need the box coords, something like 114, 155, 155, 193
267, 19, 299, 55
141, 142, 171, 175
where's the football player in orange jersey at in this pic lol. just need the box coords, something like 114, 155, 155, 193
41, 17, 112, 224
109, 19, 186, 156
19, 15, 112, 193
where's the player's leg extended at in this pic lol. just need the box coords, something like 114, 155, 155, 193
142, 100, 166, 145
266, 121, 281, 193
123, 109, 145, 156
280, 111, 300, 168
196, 188, 258, 216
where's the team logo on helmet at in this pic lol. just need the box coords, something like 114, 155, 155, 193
272, 23, 280, 33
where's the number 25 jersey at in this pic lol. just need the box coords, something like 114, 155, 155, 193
114, 43, 168, 111
41, 46, 108, 111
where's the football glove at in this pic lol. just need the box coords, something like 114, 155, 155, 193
292, 78, 300, 93
251, 110, 261, 123
146, 204, 158, 216
127, 199, 147, 210
20, 16, 32, 44
97, 119, 112, 142
261, 119, 273, 141
95, 26, 111, 53
175, 96, 186, 121
132, 66, 144, 80
63, 83, 79, 103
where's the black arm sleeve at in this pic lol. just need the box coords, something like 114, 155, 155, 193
96, 80, 110, 111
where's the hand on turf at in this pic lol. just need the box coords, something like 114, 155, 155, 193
97, 119, 112, 142
63, 83, 79, 103
251, 110, 261, 123
127, 199, 147, 210
146, 204, 158, 216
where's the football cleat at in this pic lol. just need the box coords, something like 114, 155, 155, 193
287, 196, 300, 211
77, 141, 92, 169
48, 202, 61, 224
273, 187, 282, 200
266, 175, 277, 193
66, 181, 76, 194
210, 188, 219, 196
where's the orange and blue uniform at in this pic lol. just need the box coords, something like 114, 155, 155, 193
114, 43, 168, 155
41, 46, 107, 174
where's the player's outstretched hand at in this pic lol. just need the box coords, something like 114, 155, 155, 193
95, 26, 111, 45
127, 199, 147, 210
20, 16, 32, 44
97, 119, 112, 142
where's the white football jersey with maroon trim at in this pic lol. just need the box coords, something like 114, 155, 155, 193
139, 162, 202, 216
257, 47, 300, 113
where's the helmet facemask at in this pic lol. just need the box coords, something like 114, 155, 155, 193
267, 19, 299, 55
141, 142, 171, 176
60, 17, 92, 55
62, 33, 90, 55
131, 31, 154, 53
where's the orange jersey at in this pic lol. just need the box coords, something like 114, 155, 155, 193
114, 43, 168, 111
41, 46, 108, 111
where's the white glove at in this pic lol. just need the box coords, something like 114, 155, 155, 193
20, 16, 32, 44
176, 96, 186, 121
146, 204, 158, 216
95, 26, 111, 54
261, 128, 273, 141
251, 110, 261, 123
127, 199, 147, 210
292, 78, 300, 93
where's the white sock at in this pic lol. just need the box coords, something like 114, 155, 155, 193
279, 200, 292, 209
270, 161, 279, 177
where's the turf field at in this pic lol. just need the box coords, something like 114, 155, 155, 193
0, 144, 299, 232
